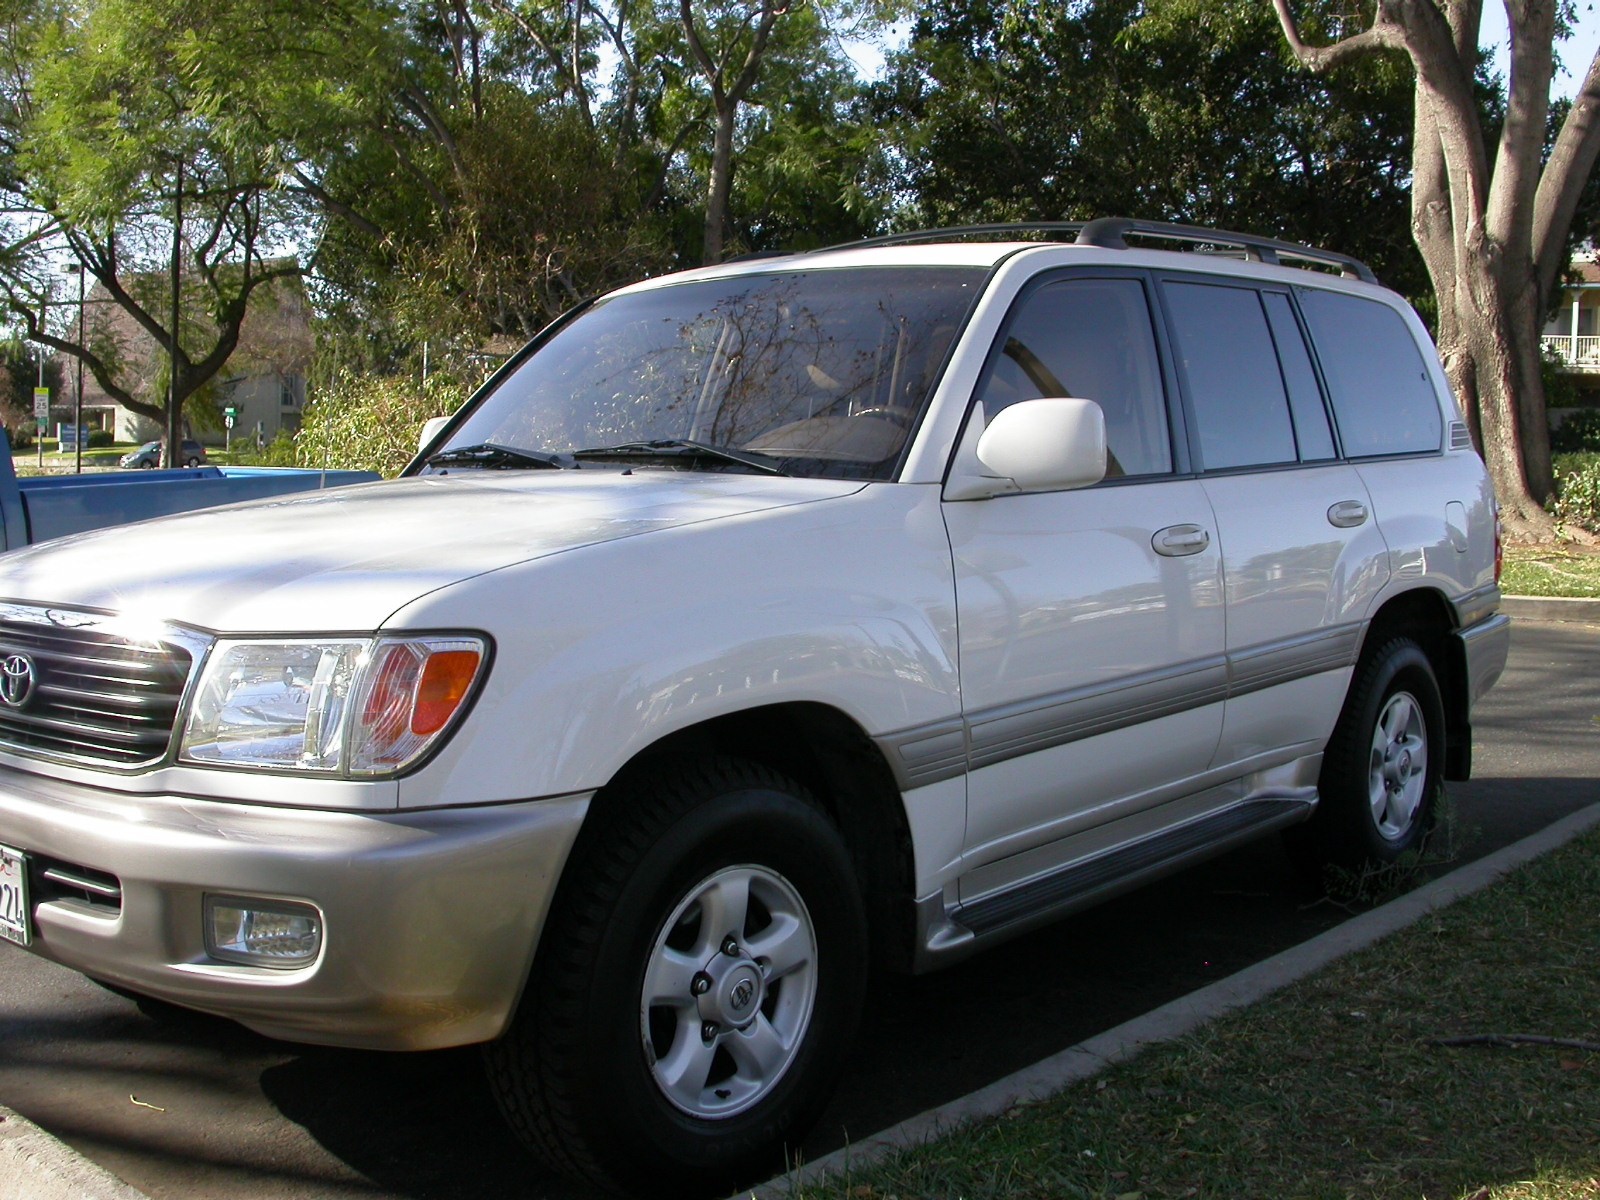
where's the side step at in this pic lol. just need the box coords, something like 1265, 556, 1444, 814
955, 796, 1314, 938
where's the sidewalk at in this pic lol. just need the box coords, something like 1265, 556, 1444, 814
0, 1107, 147, 1200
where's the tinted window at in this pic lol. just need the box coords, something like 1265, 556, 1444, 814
1165, 282, 1296, 470
979, 278, 1170, 477
1298, 289, 1443, 457
1261, 292, 1335, 460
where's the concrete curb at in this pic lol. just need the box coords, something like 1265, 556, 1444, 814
753, 800, 1600, 1197
1502, 594, 1600, 623
0, 1106, 147, 1200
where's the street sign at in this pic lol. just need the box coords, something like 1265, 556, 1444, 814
31, 388, 48, 419
224, 415, 235, 429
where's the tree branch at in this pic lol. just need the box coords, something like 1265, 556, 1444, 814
290, 168, 384, 240
1429, 1034, 1600, 1052
1534, 47, 1600, 300
680, 0, 725, 104
1485, 0, 1556, 263
728, 1, 781, 104
1270, 0, 1404, 72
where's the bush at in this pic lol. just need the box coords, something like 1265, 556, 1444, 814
86, 429, 114, 448
1550, 406, 1600, 453
1554, 450, 1600, 478
296, 372, 474, 477
1549, 457, 1600, 534
231, 430, 300, 468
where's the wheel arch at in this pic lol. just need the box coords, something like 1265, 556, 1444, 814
591, 701, 920, 972
1356, 586, 1471, 781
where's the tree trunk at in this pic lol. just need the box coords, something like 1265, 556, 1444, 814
703, 106, 736, 264
1443, 254, 1557, 538
1269, 0, 1600, 544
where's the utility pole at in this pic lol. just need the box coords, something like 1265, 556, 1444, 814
166, 158, 183, 469
63, 264, 85, 473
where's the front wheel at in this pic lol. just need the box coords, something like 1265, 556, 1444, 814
485, 758, 867, 1195
1289, 636, 1445, 872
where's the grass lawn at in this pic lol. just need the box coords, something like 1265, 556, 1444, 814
1502, 546, 1600, 599
791, 826, 1600, 1200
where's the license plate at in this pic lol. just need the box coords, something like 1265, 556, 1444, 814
0, 844, 30, 947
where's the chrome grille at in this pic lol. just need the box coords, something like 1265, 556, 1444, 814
0, 618, 194, 766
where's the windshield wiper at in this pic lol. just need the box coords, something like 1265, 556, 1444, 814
425, 442, 577, 470
571, 439, 788, 476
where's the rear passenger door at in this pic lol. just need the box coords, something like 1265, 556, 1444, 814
1156, 276, 1390, 772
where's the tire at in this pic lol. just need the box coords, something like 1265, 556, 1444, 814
485, 757, 868, 1195
184, 456, 200, 467
1289, 636, 1445, 872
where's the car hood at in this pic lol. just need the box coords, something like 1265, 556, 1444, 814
0, 472, 865, 632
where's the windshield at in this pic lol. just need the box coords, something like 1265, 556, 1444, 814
430, 267, 985, 481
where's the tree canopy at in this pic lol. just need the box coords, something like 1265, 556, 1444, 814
0, 0, 1593, 512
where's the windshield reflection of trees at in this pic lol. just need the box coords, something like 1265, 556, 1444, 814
462, 270, 980, 481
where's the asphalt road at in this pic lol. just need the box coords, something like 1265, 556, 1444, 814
0, 619, 1594, 1200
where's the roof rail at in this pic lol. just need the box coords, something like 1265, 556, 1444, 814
1074, 218, 1378, 284
821, 219, 1378, 284
828, 222, 1088, 250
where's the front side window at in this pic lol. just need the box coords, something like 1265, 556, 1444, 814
432, 268, 984, 481
977, 277, 1171, 477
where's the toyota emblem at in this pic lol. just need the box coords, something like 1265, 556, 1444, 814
0, 653, 37, 709
729, 978, 756, 1013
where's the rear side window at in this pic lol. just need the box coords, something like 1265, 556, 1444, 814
978, 277, 1171, 477
1298, 289, 1443, 458
1164, 282, 1297, 470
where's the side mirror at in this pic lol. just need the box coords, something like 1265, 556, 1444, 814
418, 415, 451, 454
974, 398, 1107, 493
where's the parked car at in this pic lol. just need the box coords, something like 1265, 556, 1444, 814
0, 220, 1509, 1196
119, 438, 207, 468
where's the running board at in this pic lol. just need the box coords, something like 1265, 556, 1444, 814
954, 796, 1315, 939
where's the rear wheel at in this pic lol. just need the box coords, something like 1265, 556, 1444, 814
485, 757, 867, 1195
1289, 636, 1445, 872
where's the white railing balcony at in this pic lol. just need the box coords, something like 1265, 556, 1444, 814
1543, 334, 1600, 369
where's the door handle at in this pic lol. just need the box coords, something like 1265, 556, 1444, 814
1327, 500, 1369, 528
1153, 524, 1211, 557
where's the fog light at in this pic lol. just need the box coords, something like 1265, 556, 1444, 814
205, 896, 322, 968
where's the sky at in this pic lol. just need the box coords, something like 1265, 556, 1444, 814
848, 5, 1600, 96
1481, 0, 1599, 99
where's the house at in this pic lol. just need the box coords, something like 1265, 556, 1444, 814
1542, 257, 1600, 404
74, 272, 313, 446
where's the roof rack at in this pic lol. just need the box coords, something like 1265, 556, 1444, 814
1075, 218, 1378, 284
836, 222, 1089, 250
825, 218, 1378, 285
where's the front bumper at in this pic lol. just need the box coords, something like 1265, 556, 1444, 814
0, 766, 589, 1050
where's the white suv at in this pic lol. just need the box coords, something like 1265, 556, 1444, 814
0, 220, 1508, 1195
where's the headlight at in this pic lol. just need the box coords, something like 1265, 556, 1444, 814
179, 634, 488, 776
